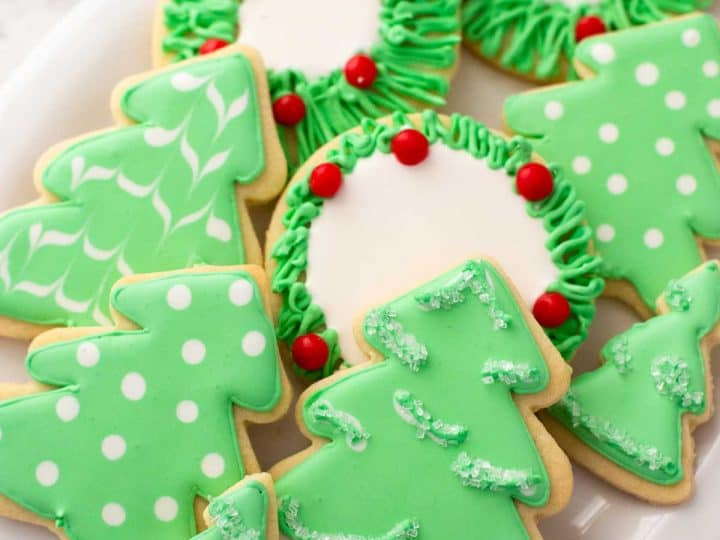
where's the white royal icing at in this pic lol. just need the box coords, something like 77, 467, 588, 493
305, 144, 560, 366
238, 0, 382, 78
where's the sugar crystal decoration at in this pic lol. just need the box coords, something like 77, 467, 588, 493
414, 261, 511, 330
665, 280, 692, 312
609, 337, 632, 373
480, 360, 540, 386
309, 399, 371, 452
392, 389, 468, 447
279, 497, 420, 540
651, 356, 705, 412
208, 496, 260, 540
364, 308, 429, 372
451, 452, 541, 498
554, 390, 677, 474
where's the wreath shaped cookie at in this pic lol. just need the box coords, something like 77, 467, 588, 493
155, 0, 462, 171
266, 110, 604, 378
461, 0, 709, 82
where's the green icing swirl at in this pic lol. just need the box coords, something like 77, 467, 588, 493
461, 0, 709, 81
270, 110, 604, 378
163, 0, 239, 61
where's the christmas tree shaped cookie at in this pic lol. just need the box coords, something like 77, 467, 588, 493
272, 258, 572, 539
546, 261, 720, 504
0, 45, 285, 339
153, 0, 461, 172
505, 15, 720, 314
0, 266, 291, 540
191, 474, 277, 540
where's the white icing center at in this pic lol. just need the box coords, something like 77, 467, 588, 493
305, 145, 560, 366
238, 0, 382, 78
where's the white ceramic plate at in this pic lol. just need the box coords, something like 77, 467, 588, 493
0, 1, 719, 538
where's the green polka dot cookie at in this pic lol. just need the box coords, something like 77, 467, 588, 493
0, 266, 290, 540
505, 14, 720, 314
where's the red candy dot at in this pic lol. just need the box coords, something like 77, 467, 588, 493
516, 163, 554, 201
575, 16, 607, 42
199, 38, 230, 55
292, 334, 329, 371
344, 54, 378, 88
310, 163, 343, 198
533, 292, 571, 328
273, 94, 306, 126
391, 129, 430, 166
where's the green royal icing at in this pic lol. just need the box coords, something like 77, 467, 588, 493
192, 479, 269, 540
163, 0, 239, 61
0, 52, 267, 328
505, 15, 720, 310
276, 259, 557, 540
0, 269, 283, 539
271, 110, 604, 378
550, 261, 720, 485
163, 0, 461, 172
462, 0, 709, 81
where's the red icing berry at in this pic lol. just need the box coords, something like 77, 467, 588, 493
199, 38, 230, 55
273, 94, 306, 126
344, 54, 378, 88
292, 334, 329, 371
516, 163, 554, 201
533, 292, 571, 328
391, 129, 430, 166
310, 163, 343, 198
575, 16, 607, 43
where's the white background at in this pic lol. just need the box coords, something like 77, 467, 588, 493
0, 1, 719, 539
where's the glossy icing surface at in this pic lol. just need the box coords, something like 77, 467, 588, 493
305, 144, 559, 367
277, 260, 556, 539
0, 269, 283, 539
238, 0, 381, 78
191, 479, 269, 540
0, 52, 265, 328
551, 262, 720, 485
505, 15, 720, 308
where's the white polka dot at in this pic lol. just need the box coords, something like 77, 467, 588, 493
167, 284, 191, 310
703, 60, 719, 78
572, 156, 592, 175
644, 229, 664, 249
655, 138, 675, 156
101, 435, 127, 461
598, 123, 619, 143
665, 91, 686, 110
76, 342, 100, 367
676, 175, 697, 195
201, 453, 225, 478
682, 28, 701, 47
544, 101, 564, 120
36, 461, 59, 487
607, 174, 628, 195
635, 62, 659, 86
708, 99, 720, 118
591, 43, 615, 64
176, 401, 199, 424
242, 331, 266, 357
154, 497, 179, 522
56, 396, 80, 422
102, 503, 126, 527
596, 224, 615, 243
182, 339, 206, 365
229, 279, 254, 306
121, 373, 146, 401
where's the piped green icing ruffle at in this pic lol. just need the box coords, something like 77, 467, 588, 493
270, 0, 461, 171
163, 0, 239, 61
270, 110, 604, 379
461, 0, 710, 81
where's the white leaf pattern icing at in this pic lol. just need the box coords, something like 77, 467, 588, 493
70, 156, 116, 191
171, 72, 211, 92
172, 201, 212, 233
181, 135, 200, 185
206, 213, 232, 242
82, 236, 120, 262
117, 256, 133, 277
201, 150, 231, 180
151, 191, 173, 238
144, 125, 183, 147
116, 173, 157, 198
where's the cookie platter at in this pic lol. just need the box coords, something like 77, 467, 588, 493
0, 0, 719, 539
